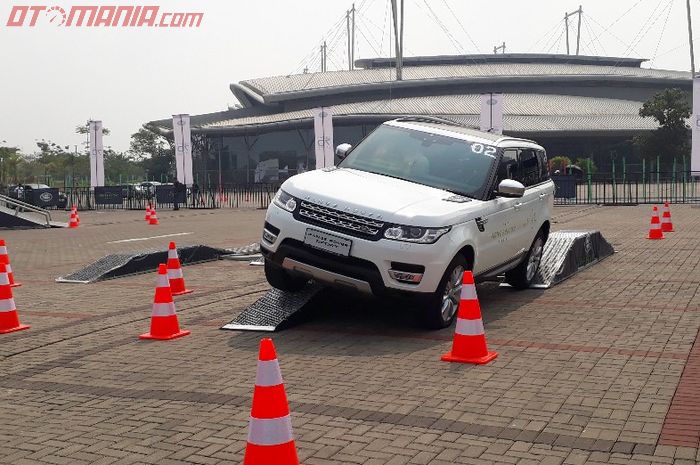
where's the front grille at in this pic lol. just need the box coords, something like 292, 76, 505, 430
296, 201, 385, 239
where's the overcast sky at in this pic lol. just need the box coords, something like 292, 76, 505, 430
1, 0, 697, 154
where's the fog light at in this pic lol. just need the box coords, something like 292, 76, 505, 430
389, 269, 423, 284
262, 229, 277, 244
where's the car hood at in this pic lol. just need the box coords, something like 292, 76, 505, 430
281, 168, 485, 226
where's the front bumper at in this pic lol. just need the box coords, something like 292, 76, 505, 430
262, 203, 456, 295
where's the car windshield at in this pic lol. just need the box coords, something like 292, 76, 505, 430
339, 124, 497, 198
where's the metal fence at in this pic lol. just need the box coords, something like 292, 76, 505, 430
25, 172, 700, 211
553, 172, 700, 205
62, 184, 280, 211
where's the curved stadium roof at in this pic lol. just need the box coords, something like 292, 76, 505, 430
149, 53, 690, 137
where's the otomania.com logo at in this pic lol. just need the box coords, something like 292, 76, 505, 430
6, 5, 203, 27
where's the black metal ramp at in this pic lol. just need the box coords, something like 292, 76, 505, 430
0, 205, 64, 229
221, 284, 323, 332
529, 230, 614, 289
56, 245, 227, 283
220, 242, 262, 262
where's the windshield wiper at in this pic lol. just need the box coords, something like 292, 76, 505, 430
445, 189, 476, 199
357, 169, 417, 185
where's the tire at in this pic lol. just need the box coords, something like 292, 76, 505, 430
505, 232, 545, 289
420, 255, 469, 330
264, 260, 308, 292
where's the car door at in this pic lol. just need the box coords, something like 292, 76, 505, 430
514, 148, 543, 251
530, 149, 554, 231
477, 148, 528, 273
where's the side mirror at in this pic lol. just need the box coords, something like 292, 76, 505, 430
335, 143, 352, 160
497, 179, 525, 198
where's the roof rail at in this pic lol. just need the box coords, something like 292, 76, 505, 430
393, 115, 462, 126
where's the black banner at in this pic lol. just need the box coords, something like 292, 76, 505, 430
551, 175, 576, 199
30, 188, 60, 208
94, 186, 124, 205
156, 185, 186, 204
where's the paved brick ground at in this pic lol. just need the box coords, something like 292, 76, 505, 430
0, 205, 699, 464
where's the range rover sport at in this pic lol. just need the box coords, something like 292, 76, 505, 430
260, 117, 554, 329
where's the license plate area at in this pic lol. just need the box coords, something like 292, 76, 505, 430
303, 228, 352, 256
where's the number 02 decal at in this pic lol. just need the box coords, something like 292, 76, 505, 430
471, 143, 497, 157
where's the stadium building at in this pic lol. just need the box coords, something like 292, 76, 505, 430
148, 53, 691, 185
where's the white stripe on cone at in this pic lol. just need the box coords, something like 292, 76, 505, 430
152, 302, 176, 317
247, 415, 294, 446
168, 268, 184, 279
0, 298, 16, 312
6, 264, 11, 273
460, 284, 477, 300
455, 318, 485, 336
156, 274, 169, 288
0, 272, 9, 286
0, 246, 7, 255
168, 249, 178, 260
651, 222, 661, 229
255, 359, 284, 387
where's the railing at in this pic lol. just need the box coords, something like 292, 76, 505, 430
553, 172, 700, 205
26, 173, 700, 211
0, 194, 52, 227
62, 184, 281, 211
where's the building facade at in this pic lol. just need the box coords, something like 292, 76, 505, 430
149, 54, 691, 186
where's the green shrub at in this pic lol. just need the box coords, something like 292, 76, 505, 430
549, 156, 571, 173
574, 157, 597, 174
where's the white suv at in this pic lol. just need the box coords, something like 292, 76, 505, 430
260, 118, 554, 328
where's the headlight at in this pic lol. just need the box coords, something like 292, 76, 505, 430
273, 189, 297, 212
383, 225, 450, 244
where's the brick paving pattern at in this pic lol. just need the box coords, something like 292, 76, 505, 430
659, 326, 700, 449
0, 205, 699, 464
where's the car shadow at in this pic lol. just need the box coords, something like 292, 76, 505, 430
225, 281, 545, 357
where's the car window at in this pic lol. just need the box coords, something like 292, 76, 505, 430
519, 149, 540, 187
496, 149, 519, 185
496, 148, 546, 188
340, 124, 497, 199
537, 150, 550, 180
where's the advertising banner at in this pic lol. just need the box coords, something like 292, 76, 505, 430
479, 93, 503, 135
173, 114, 194, 185
89, 120, 105, 187
692, 77, 700, 172
94, 186, 124, 206
312, 107, 334, 168
30, 188, 60, 208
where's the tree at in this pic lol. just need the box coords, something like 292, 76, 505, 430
75, 123, 111, 136
104, 149, 144, 184
0, 146, 25, 186
28, 140, 90, 186
574, 157, 597, 175
549, 156, 571, 173
129, 125, 174, 181
635, 88, 691, 168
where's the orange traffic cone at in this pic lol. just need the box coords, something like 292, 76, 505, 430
68, 211, 79, 229
0, 264, 30, 334
139, 264, 190, 340
661, 202, 674, 232
0, 239, 21, 287
243, 338, 299, 465
167, 242, 192, 296
72, 206, 80, 226
441, 271, 498, 365
145, 205, 152, 222
149, 209, 159, 225
647, 206, 664, 240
